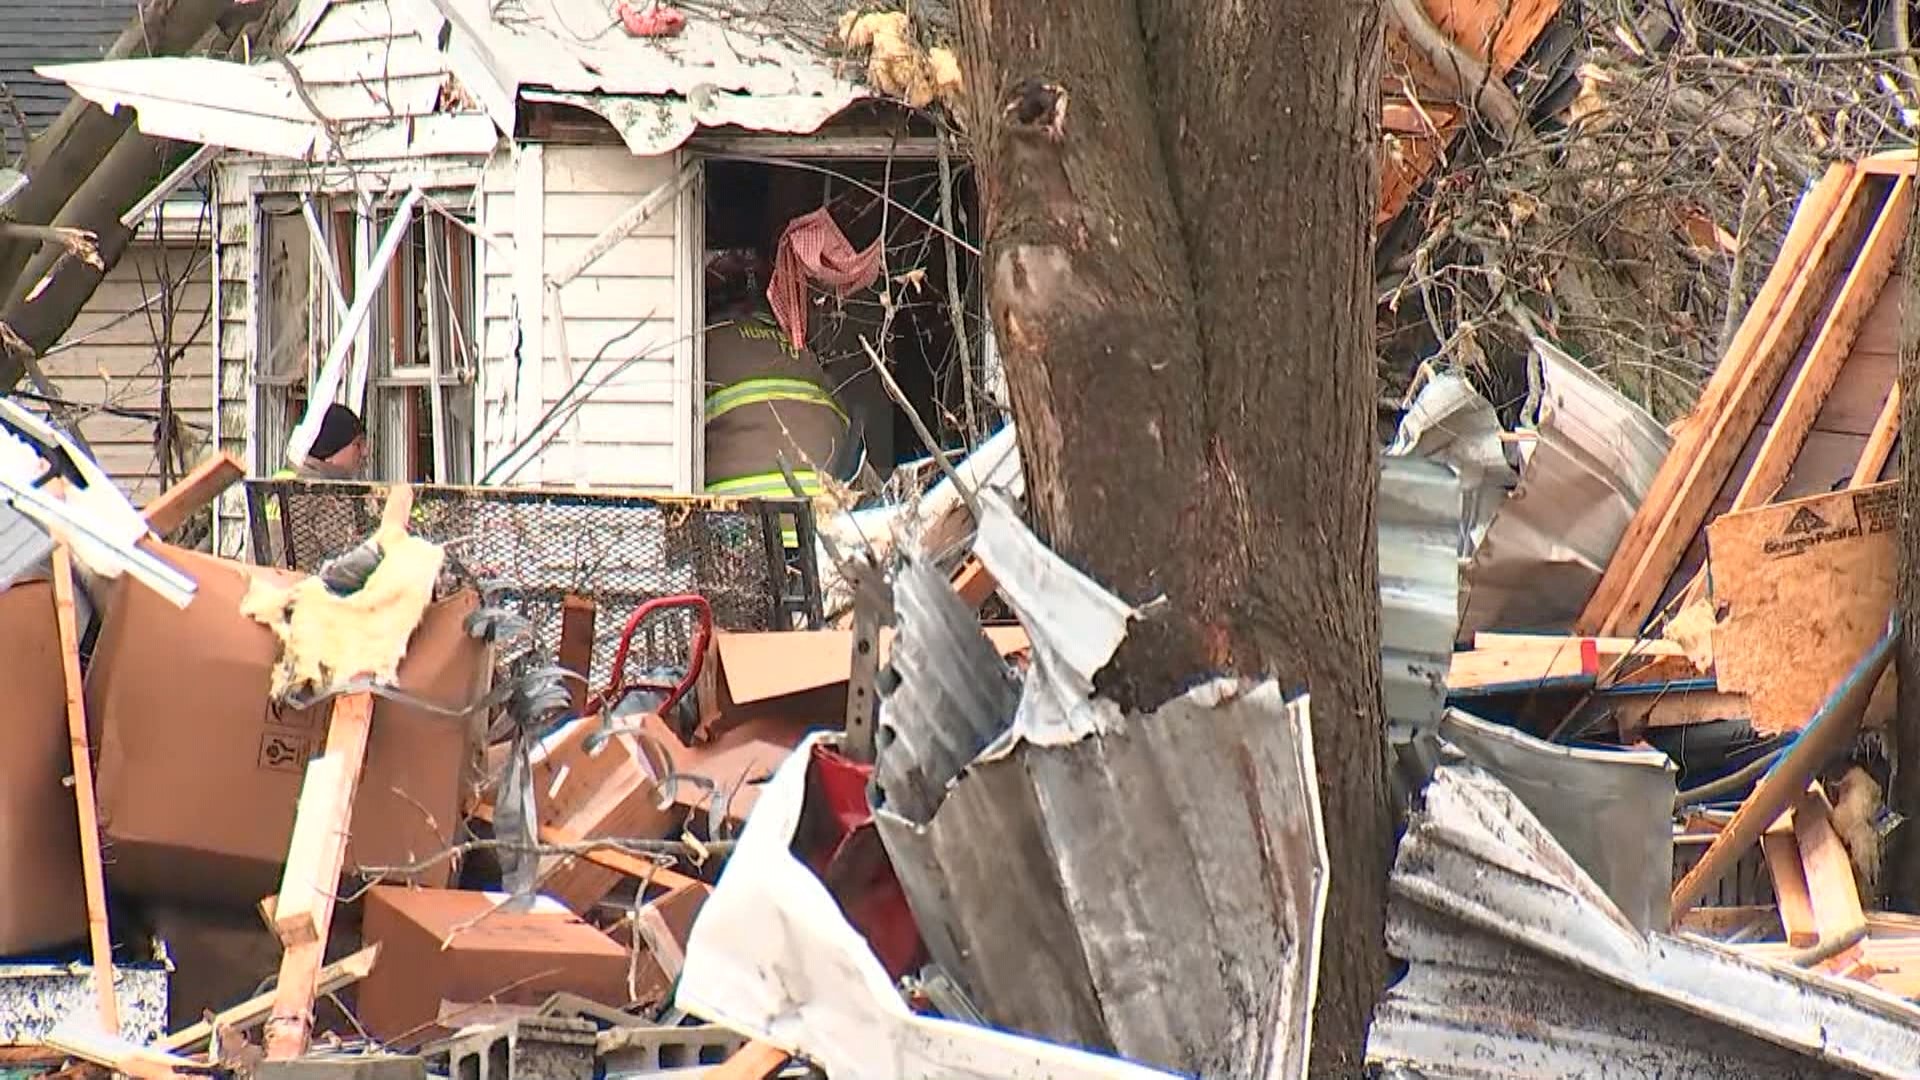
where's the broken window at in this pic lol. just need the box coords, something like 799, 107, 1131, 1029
698, 153, 988, 496
254, 194, 478, 484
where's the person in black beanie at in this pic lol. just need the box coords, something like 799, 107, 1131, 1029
280, 403, 367, 479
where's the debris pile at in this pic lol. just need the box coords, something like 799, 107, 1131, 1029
1376, 147, 1920, 1074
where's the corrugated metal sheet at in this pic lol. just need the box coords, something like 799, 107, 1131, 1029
1378, 456, 1460, 742
872, 494, 1326, 1080
1414, 709, 1675, 932
1368, 763, 1920, 1078
1371, 909, 1855, 1079
678, 732, 1181, 1080
1456, 338, 1673, 639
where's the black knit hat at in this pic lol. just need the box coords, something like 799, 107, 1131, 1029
309, 403, 364, 460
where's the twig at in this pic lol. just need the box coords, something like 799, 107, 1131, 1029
352, 834, 735, 888
856, 334, 976, 517
936, 127, 979, 445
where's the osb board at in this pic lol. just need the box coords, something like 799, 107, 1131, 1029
1709, 482, 1896, 734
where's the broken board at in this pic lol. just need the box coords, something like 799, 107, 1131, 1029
1708, 481, 1896, 734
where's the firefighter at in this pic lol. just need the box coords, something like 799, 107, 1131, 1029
701, 248, 857, 499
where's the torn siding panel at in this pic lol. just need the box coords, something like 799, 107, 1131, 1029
1456, 339, 1672, 639
528, 145, 683, 490
399, 0, 872, 148
678, 731, 1183, 1080
42, 243, 216, 504
1370, 764, 1920, 1078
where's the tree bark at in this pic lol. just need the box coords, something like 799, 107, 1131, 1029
1892, 171, 1920, 911
958, 0, 1389, 1074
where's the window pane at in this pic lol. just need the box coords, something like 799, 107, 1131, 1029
258, 207, 310, 381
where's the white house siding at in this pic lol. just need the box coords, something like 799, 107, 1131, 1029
42, 238, 215, 505
479, 143, 689, 491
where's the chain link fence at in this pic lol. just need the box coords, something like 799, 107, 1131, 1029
245, 479, 822, 687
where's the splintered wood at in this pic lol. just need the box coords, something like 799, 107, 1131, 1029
264, 693, 374, 1060
1708, 482, 1895, 733
50, 544, 117, 1033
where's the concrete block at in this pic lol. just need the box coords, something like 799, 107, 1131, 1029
595, 1023, 747, 1073
257, 1054, 427, 1080
440, 1016, 596, 1080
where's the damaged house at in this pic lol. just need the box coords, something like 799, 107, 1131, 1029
37, 0, 988, 558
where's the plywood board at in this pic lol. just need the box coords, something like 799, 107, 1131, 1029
1709, 482, 1896, 733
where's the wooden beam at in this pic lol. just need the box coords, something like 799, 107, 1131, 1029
51, 544, 117, 1034
1796, 789, 1869, 945
140, 452, 245, 534
951, 555, 998, 611
264, 692, 374, 1061
1449, 636, 1692, 693
1762, 831, 1818, 947
1735, 176, 1912, 511
272, 754, 350, 948
45, 1025, 197, 1080
1854, 383, 1902, 488
158, 945, 379, 1053
1578, 165, 1861, 635
704, 1042, 789, 1080
559, 593, 597, 715
1665, 177, 1914, 613
1858, 149, 1918, 176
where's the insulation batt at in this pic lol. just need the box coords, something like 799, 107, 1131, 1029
240, 533, 446, 701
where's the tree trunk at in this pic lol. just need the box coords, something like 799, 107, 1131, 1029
2, 133, 185, 356
0, 0, 236, 293
957, 0, 1389, 1074
1892, 177, 1920, 910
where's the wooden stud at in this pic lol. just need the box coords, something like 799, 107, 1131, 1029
51, 544, 117, 1033
264, 692, 375, 1061
1578, 165, 1863, 636
559, 593, 597, 715
159, 945, 379, 1053
45, 1025, 197, 1080
272, 754, 350, 947
1854, 382, 1902, 488
951, 555, 997, 611
1857, 149, 1918, 176
1762, 832, 1818, 947
1666, 178, 1915, 612
706, 1042, 790, 1080
140, 452, 246, 535
1796, 789, 1869, 945
1735, 176, 1913, 512
1597, 169, 1878, 636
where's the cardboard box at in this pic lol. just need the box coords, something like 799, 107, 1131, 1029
0, 580, 87, 952
89, 543, 489, 905
357, 887, 633, 1044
